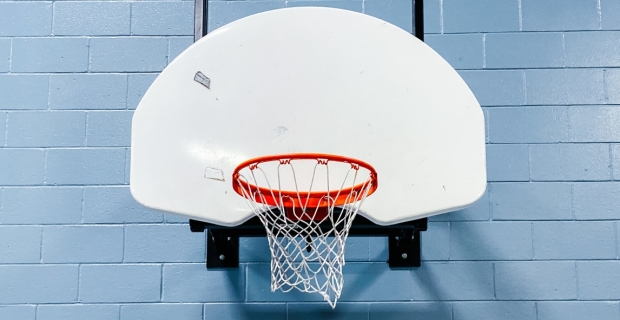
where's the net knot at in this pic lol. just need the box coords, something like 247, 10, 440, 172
317, 159, 328, 165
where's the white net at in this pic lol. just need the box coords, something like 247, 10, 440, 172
233, 155, 376, 308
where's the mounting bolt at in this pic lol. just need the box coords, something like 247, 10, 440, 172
401, 253, 408, 259
395, 236, 400, 240
219, 254, 225, 260
227, 237, 231, 241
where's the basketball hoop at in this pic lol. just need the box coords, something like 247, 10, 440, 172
232, 153, 377, 308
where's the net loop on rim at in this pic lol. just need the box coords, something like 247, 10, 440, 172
232, 153, 378, 308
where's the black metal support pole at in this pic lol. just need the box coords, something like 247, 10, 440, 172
414, 0, 424, 41
202, 0, 208, 37
194, 0, 209, 41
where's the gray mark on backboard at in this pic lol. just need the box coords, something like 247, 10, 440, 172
194, 71, 211, 89
275, 126, 289, 136
204, 167, 225, 181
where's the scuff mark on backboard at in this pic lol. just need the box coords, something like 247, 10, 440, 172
275, 126, 289, 136
194, 71, 211, 89
204, 167, 225, 181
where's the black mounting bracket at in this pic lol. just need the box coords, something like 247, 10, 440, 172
190, 215, 427, 269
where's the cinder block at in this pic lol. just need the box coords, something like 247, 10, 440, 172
86, 111, 133, 147
341, 263, 414, 301
49, 74, 128, 110
601, 0, 620, 30
423, 0, 441, 34
364, 0, 412, 33
495, 261, 577, 300
89, 37, 168, 72
0, 306, 36, 320
0, 75, 49, 110
239, 237, 271, 262
422, 222, 450, 261
0, 112, 5, 145
453, 302, 536, 320
288, 303, 368, 320
529, 144, 611, 181
486, 33, 564, 68
79, 264, 161, 303
203, 303, 286, 320
6, 111, 86, 147
537, 302, 620, 320
11, 37, 88, 72
369, 302, 452, 320
443, 0, 519, 33
208, 1, 286, 33
0, 149, 45, 185
128, 74, 158, 110
573, 182, 620, 219
124, 225, 205, 262
430, 188, 490, 222
53, 2, 130, 36
614, 145, 620, 180
125, 147, 130, 184
411, 262, 495, 300
490, 183, 573, 220
131, 2, 194, 36
486, 144, 529, 182
533, 221, 616, 259
566, 32, 620, 67
0, 39, 10, 72
0, 265, 78, 303
344, 237, 370, 262
459, 70, 525, 106
526, 69, 606, 105
0, 2, 52, 36
569, 106, 620, 142
488, 107, 568, 143
42, 226, 124, 263
1, 187, 82, 224
577, 261, 620, 299
522, 0, 600, 31
450, 222, 532, 260
425, 34, 483, 70
605, 69, 620, 104
46, 148, 126, 185
168, 37, 193, 64
83, 186, 162, 223
368, 236, 388, 262
162, 263, 244, 302
163, 212, 188, 223
120, 304, 203, 320
37, 304, 120, 320
0, 226, 41, 263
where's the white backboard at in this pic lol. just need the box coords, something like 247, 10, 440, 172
130, 7, 487, 226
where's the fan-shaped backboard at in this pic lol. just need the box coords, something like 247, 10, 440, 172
130, 7, 487, 226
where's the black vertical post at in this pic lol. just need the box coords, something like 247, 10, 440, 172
202, 0, 209, 37
413, 0, 424, 41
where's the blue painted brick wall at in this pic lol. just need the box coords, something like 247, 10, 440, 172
2, 0, 620, 319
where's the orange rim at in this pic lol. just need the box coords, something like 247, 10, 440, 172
232, 153, 378, 208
